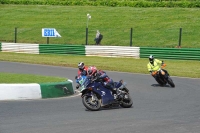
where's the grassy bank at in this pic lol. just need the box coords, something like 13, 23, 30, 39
0, 52, 199, 78
0, 72, 66, 83
0, 5, 200, 47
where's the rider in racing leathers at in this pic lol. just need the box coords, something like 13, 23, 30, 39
77, 62, 88, 77
87, 66, 118, 99
76, 62, 88, 89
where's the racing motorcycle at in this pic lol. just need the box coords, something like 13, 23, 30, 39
151, 64, 175, 87
75, 75, 133, 111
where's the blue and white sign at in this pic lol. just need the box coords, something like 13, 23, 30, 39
42, 28, 61, 37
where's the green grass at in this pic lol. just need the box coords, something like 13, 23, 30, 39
0, 5, 200, 48
0, 52, 200, 78
0, 72, 66, 83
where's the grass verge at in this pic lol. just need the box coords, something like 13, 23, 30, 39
0, 52, 199, 78
0, 72, 66, 83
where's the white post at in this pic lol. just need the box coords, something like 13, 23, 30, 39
86, 13, 91, 28
86, 14, 91, 45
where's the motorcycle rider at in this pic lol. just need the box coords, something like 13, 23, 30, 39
75, 62, 88, 89
77, 62, 88, 76
87, 66, 119, 99
147, 55, 166, 83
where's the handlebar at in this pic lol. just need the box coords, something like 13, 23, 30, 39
151, 63, 167, 76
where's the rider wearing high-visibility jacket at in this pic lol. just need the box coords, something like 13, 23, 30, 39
147, 55, 165, 80
147, 57, 162, 72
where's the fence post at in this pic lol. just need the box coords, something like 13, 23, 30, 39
178, 28, 182, 47
14, 27, 17, 43
47, 37, 49, 44
86, 28, 88, 45
130, 28, 133, 46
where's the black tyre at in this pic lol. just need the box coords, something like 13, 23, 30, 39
156, 78, 165, 86
82, 94, 101, 111
120, 94, 133, 108
167, 76, 175, 87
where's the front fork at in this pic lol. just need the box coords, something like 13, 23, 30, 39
83, 91, 98, 102
117, 89, 129, 100
158, 69, 168, 81
91, 92, 97, 102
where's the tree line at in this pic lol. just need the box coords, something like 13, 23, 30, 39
0, 0, 200, 8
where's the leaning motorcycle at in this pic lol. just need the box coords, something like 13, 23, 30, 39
151, 64, 175, 87
76, 76, 133, 111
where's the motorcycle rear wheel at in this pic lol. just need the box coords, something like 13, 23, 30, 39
120, 94, 133, 108
82, 95, 101, 111
167, 76, 175, 87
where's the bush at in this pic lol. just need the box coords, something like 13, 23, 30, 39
0, 0, 199, 8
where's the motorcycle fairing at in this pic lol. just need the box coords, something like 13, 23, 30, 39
89, 82, 115, 106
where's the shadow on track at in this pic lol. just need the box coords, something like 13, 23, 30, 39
151, 84, 173, 88
84, 105, 134, 111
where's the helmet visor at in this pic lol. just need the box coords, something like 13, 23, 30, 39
149, 58, 154, 63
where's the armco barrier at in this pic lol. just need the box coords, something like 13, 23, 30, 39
86, 46, 140, 58
0, 80, 74, 100
1, 42, 200, 61
1, 43, 39, 54
39, 44, 85, 55
140, 47, 200, 60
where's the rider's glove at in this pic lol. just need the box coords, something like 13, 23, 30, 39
75, 76, 78, 79
162, 61, 164, 65
161, 61, 166, 68
76, 84, 79, 89
92, 76, 98, 82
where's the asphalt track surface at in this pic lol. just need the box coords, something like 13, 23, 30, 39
0, 61, 200, 133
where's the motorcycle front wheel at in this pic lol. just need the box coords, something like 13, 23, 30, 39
120, 94, 133, 108
82, 94, 101, 111
155, 76, 166, 86
167, 76, 175, 87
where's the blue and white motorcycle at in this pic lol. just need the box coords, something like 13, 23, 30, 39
75, 75, 133, 111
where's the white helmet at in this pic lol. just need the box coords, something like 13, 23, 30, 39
149, 55, 154, 63
78, 62, 85, 70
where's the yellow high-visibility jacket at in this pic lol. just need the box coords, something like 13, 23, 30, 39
147, 59, 162, 72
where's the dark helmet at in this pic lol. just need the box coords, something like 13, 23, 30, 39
149, 55, 154, 64
87, 66, 97, 76
78, 62, 85, 70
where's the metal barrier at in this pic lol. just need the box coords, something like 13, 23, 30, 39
1, 43, 200, 61
86, 46, 140, 58
39, 44, 85, 55
140, 47, 200, 60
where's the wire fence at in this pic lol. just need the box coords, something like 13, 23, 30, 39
0, 27, 199, 48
